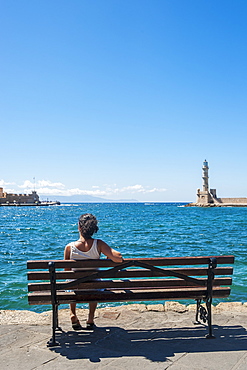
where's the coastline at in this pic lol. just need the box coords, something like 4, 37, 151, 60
1, 301, 247, 325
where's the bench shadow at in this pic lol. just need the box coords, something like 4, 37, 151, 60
49, 324, 247, 363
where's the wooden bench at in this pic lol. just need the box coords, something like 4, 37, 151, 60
27, 255, 234, 346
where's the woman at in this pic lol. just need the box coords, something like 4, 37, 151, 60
64, 213, 123, 330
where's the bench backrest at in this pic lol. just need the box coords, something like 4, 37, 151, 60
27, 255, 234, 304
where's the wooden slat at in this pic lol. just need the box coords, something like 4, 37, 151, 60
28, 286, 231, 305
27, 255, 235, 269
27, 267, 234, 281
28, 277, 232, 292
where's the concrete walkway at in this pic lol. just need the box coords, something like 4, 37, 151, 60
0, 302, 247, 369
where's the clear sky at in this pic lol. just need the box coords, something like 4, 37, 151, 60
1, 0, 247, 202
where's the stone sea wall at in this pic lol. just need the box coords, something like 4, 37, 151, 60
1, 302, 246, 325
186, 201, 247, 207
218, 198, 247, 204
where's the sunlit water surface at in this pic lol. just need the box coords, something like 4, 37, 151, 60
0, 203, 246, 312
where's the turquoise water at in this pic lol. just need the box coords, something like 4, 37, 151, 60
0, 203, 246, 312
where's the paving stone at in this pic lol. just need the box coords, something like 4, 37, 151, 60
165, 302, 188, 313
101, 311, 121, 320
124, 304, 147, 312
0, 347, 58, 370
216, 302, 246, 313
0, 306, 246, 369
173, 350, 247, 370
146, 304, 165, 311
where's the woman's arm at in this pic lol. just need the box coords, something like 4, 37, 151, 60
64, 244, 71, 271
98, 240, 123, 263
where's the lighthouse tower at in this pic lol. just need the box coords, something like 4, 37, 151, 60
202, 160, 209, 191
196, 160, 214, 204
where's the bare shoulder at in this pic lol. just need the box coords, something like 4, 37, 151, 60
97, 239, 123, 263
96, 239, 109, 248
96, 239, 114, 252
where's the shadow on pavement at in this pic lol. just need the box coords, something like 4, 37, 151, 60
49, 324, 247, 363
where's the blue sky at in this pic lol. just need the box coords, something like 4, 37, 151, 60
1, 0, 247, 202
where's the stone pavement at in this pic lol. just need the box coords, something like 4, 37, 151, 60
0, 302, 247, 369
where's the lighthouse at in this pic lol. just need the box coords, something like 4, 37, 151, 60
196, 160, 214, 205
186, 160, 247, 207
202, 160, 209, 191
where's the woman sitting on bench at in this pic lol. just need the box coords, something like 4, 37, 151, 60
64, 213, 123, 330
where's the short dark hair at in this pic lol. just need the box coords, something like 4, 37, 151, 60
78, 213, 99, 239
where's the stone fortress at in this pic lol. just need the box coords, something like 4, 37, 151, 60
187, 160, 247, 207
0, 187, 60, 206
0, 187, 40, 205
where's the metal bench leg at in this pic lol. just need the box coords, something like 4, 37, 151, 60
205, 297, 215, 339
47, 303, 59, 347
194, 299, 203, 325
194, 258, 217, 338
55, 303, 59, 329
205, 257, 217, 339
195, 299, 201, 323
47, 262, 59, 347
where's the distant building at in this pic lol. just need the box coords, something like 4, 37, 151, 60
0, 187, 40, 204
0, 187, 60, 206
187, 160, 247, 207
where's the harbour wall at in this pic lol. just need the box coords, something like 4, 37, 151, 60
217, 198, 247, 204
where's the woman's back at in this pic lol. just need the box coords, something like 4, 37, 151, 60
69, 239, 100, 260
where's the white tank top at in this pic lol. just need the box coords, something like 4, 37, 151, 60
69, 239, 100, 260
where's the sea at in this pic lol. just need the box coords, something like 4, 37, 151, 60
0, 203, 246, 312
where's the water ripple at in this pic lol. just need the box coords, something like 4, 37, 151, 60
0, 203, 246, 311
